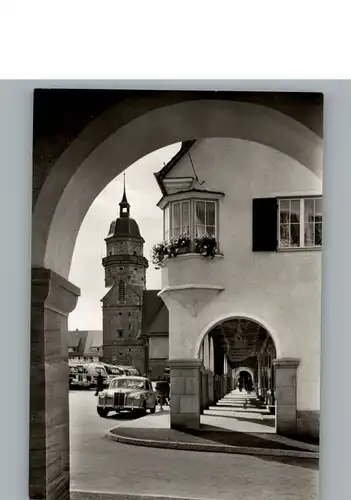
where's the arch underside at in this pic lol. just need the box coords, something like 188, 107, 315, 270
32, 98, 323, 279
206, 317, 276, 369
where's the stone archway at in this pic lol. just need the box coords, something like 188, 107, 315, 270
194, 316, 300, 437
234, 367, 255, 382
31, 93, 320, 500
32, 98, 323, 279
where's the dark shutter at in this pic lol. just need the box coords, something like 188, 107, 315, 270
252, 198, 278, 252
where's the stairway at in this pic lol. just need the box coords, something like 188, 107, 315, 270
203, 389, 275, 425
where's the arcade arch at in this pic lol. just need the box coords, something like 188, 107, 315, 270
30, 95, 321, 500
199, 317, 277, 409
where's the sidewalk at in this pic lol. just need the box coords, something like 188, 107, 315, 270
106, 409, 319, 459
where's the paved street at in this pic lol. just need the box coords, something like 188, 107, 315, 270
70, 390, 318, 500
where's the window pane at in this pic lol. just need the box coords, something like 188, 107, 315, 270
280, 200, 290, 222
196, 201, 206, 225
172, 227, 181, 238
304, 199, 314, 223
304, 222, 314, 246
291, 200, 300, 223
196, 225, 206, 237
290, 224, 300, 247
280, 210, 289, 224
164, 206, 169, 240
173, 203, 181, 228
280, 224, 289, 247
315, 223, 322, 246
182, 201, 190, 227
206, 225, 216, 237
315, 198, 322, 223
206, 202, 215, 226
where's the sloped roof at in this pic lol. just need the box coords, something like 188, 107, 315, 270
147, 303, 169, 335
141, 290, 164, 334
85, 330, 103, 351
67, 330, 88, 352
106, 217, 143, 240
154, 140, 196, 195
67, 330, 103, 354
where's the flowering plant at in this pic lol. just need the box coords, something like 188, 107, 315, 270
194, 234, 217, 258
151, 235, 191, 269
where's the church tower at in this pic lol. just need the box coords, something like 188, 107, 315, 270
101, 174, 149, 373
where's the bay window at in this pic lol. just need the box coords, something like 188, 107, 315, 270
171, 200, 190, 238
195, 200, 216, 237
163, 198, 218, 242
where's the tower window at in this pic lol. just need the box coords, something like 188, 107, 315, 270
119, 267, 124, 271
119, 312, 122, 316
128, 312, 131, 316
118, 280, 125, 302
133, 251, 137, 255
134, 268, 138, 271
118, 330, 123, 338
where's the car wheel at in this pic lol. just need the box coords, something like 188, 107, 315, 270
97, 407, 109, 418
149, 404, 156, 414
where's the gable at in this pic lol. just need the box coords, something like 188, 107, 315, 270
155, 141, 196, 194
102, 280, 143, 306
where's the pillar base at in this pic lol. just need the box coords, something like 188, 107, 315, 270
168, 358, 202, 430
201, 368, 209, 411
273, 358, 300, 437
30, 268, 80, 500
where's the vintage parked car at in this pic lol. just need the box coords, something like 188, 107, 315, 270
96, 376, 157, 418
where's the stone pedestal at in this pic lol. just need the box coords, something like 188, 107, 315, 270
201, 369, 209, 411
169, 359, 202, 430
273, 358, 300, 437
30, 268, 80, 500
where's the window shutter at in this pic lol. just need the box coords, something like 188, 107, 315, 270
252, 198, 278, 252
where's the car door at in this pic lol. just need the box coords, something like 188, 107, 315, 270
145, 380, 154, 406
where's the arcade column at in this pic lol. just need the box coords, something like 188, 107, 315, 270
273, 358, 300, 437
168, 358, 202, 430
30, 268, 80, 500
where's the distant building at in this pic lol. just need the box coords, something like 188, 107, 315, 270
66, 329, 103, 363
99, 174, 169, 377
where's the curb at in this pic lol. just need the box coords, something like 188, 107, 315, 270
71, 489, 211, 500
105, 429, 319, 459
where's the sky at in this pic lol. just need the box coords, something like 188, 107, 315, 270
68, 143, 180, 331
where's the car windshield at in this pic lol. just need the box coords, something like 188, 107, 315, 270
112, 378, 146, 389
105, 365, 123, 375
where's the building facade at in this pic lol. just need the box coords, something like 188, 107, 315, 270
154, 137, 322, 439
101, 177, 149, 374
67, 329, 103, 363
100, 177, 170, 377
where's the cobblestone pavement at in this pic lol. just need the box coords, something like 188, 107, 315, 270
70, 390, 318, 500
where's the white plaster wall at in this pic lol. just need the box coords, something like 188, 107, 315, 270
161, 138, 322, 412
149, 336, 169, 359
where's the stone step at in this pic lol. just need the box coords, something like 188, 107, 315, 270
217, 401, 259, 407
204, 409, 267, 419
209, 406, 270, 414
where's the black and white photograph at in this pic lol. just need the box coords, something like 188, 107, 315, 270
30, 89, 323, 500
